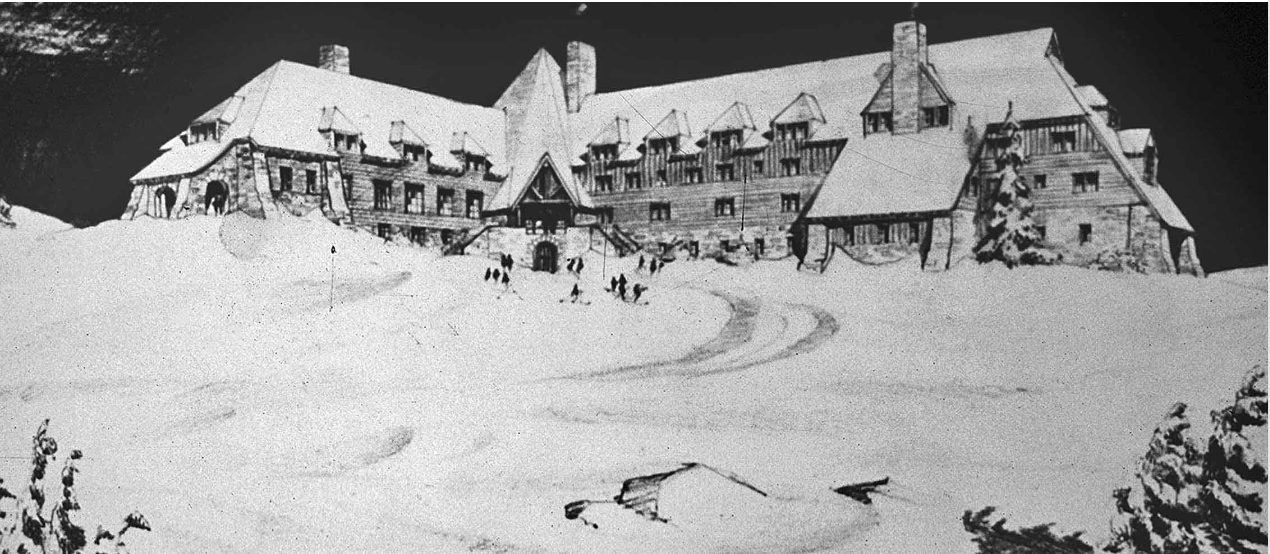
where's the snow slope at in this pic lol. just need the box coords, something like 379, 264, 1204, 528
0, 207, 1265, 553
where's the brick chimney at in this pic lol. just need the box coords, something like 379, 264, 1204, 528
890, 21, 927, 134
565, 41, 596, 113
319, 44, 350, 75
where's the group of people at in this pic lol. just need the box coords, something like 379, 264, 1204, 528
565, 256, 585, 277
606, 273, 648, 304
484, 253, 516, 291
636, 254, 664, 276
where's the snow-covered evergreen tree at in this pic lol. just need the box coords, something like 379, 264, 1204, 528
974, 105, 1059, 268
1198, 365, 1267, 553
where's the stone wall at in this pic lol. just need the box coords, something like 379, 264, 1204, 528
481, 227, 592, 271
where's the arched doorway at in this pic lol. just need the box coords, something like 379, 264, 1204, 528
533, 241, 558, 273
205, 180, 229, 215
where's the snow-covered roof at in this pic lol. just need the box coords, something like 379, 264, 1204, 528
132, 141, 232, 182
1117, 128, 1153, 156
133, 60, 505, 182
570, 28, 1078, 164
806, 125, 973, 219
1075, 85, 1109, 108
736, 130, 770, 151
771, 93, 826, 126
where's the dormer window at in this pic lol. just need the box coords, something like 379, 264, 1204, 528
334, 132, 360, 153
1050, 131, 1077, 154
863, 112, 893, 136
465, 154, 488, 174
188, 122, 218, 144
921, 106, 949, 128
710, 130, 742, 150
648, 137, 679, 156
591, 144, 618, 163
775, 122, 809, 141
403, 144, 429, 163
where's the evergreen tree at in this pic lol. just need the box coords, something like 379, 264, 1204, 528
1197, 366, 1267, 553
974, 104, 1059, 268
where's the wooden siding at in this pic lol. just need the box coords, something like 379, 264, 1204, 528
341, 154, 502, 232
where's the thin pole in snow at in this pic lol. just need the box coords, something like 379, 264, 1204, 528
329, 245, 336, 311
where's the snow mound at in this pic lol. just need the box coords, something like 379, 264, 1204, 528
1, 205, 72, 237
306, 426, 416, 474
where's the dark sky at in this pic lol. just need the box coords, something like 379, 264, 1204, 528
9, 3, 1267, 271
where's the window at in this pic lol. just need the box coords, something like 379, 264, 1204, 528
436, 187, 455, 216
1036, 225, 1047, 240
373, 180, 392, 210
1034, 174, 1048, 189
649, 202, 671, 222
595, 175, 614, 192
714, 197, 736, 217
404, 183, 425, 214
878, 223, 892, 244
466, 191, 483, 219
1072, 172, 1100, 193
754, 238, 765, 255
334, 132, 360, 153
710, 131, 741, 150
465, 155, 487, 174
845, 225, 856, 246
648, 137, 678, 156
188, 122, 218, 144
1079, 223, 1092, 245
1050, 131, 1077, 153
404, 144, 429, 163
597, 207, 614, 224
342, 174, 354, 197
655, 169, 667, 186
967, 176, 980, 197
908, 222, 921, 244
376, 223, 392, 240
409, 226, 427, 245
716, 164, 735, 182
776, 122, 809, 141
305, 169, 318, 194
922, 105, 950, 128
688, 241, 699, 258
685, 167, 704, 184
780, 158, 802, 177
591, 144, 618, 163
1143, 146, 1157, 183
625, 172, 643, 190
753, 159, 765, 175
278, 167, 293, 192
780, 193, 800, 213
864, 112, 893, 135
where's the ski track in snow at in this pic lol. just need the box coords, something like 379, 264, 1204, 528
566, 290, 840, 381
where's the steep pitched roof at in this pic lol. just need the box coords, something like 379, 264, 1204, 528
703, 101, 757, 133
389, 120, 426, 146
587, 117, 631, 146
192, 95, 244, 125
771, 92, 826, 125
488, 49, 592, 211
1117, 128, 1153, 155
644, 109, 692, 140
1076, 85, 1109, 107
571, 27, 1073, 164
1047, 59, 1192, 232
133, 60, 504, 182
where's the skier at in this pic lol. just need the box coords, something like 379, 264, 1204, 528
576, 257, 585, 276
618, 281, 627, 302
484, 267, 492, 282
566, 257, 576, 274
609, 276, 618, 293
493, 268, 501, 283
649, 259, 658, 276
637, 254, 646, 272
632, 283, 646, 304
569, 283, 582, 303
501, 271, 511, 290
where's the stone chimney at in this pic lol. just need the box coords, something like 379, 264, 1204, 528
319, 44, 350, 75
890, 21, 927, 134
565, 41, 596, 113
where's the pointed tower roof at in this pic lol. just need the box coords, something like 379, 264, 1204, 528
489, 48, 593, 212
771, 93, 826, 125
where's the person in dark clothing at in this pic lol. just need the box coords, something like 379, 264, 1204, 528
484, 267, 492, 282
569, 283, 581, 303
501, 271, 511, 288
618, 273, 628, 287
566, 258, 576, 274
493, 268, 501, 282
618, 281, 627, 302
637, 254, 646, 272
649, 259, 658, 276
632, 283, 646, 304
576, 257, 584, 275
609, 276, 618, 293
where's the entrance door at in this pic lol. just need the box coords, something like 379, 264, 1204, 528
533, 241, 558, 273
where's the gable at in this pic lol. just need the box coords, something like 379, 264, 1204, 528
772, 93, 826, 125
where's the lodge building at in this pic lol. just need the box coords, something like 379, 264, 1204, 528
126, 19, 1202, 275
